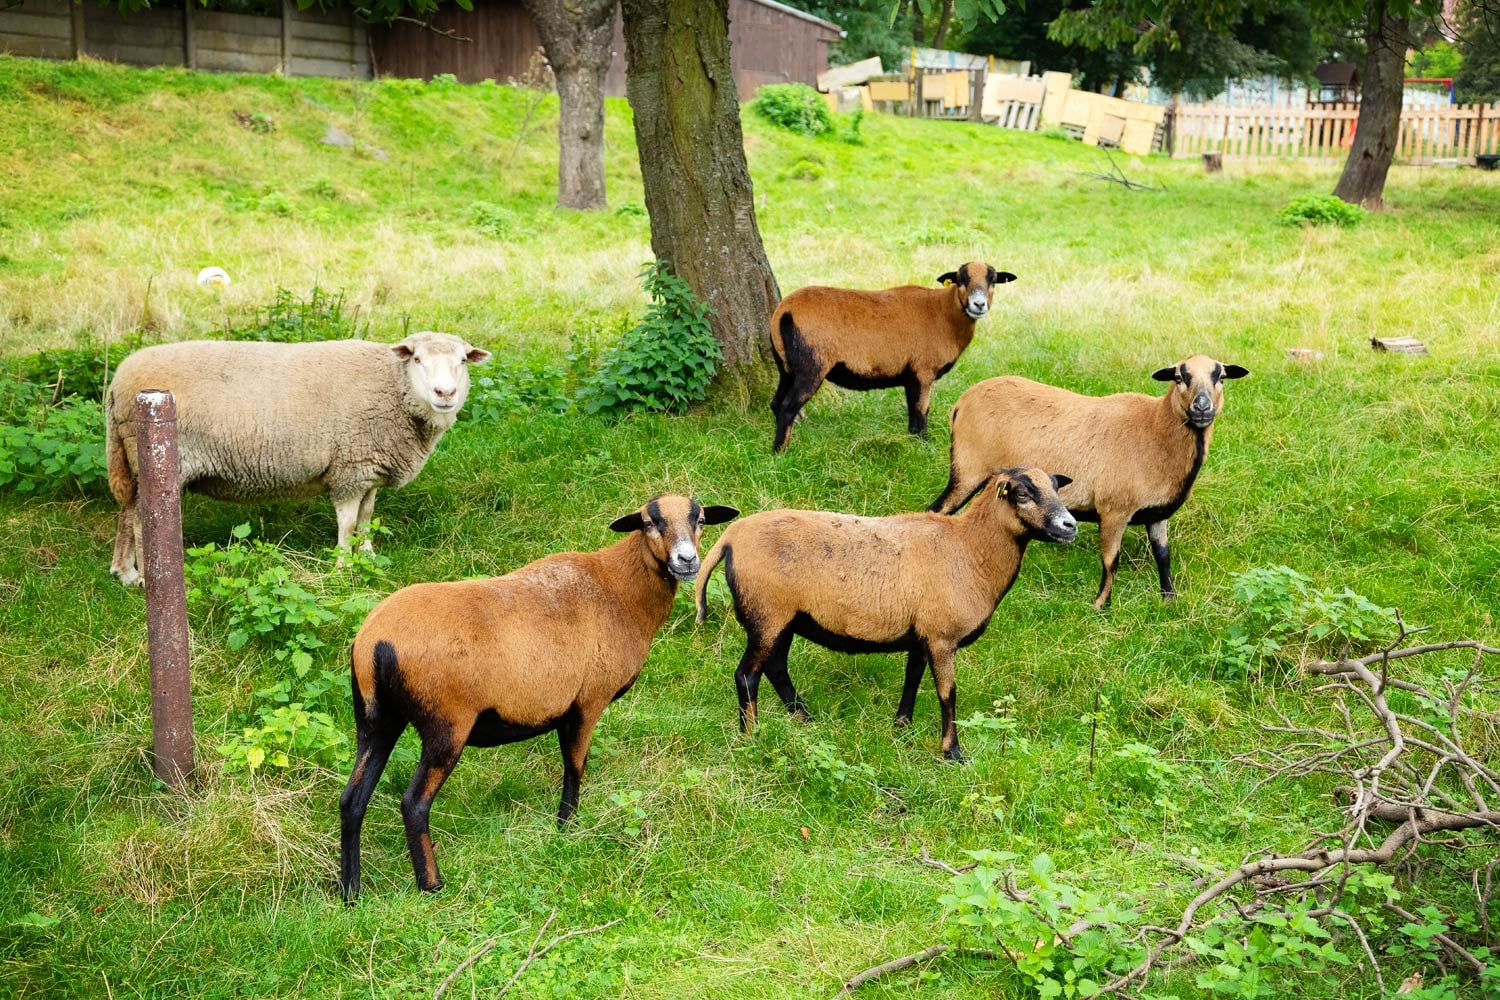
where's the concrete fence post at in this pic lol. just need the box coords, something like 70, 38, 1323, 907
135, 390, 194, 789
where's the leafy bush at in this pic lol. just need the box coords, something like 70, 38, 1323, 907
229, 285, 364, 343
1218, 565, 1396, 678
186, 523, 393, 775
0, 395, 106, 494
838, 109, 865, 145
784, 157, 824, 181
578, 261, 720, 416
1280, 194, 1364, 227
470, 200, 537, 240
2, 338, 134, 403
751, 83, 832, 136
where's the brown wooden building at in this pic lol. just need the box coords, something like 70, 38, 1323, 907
368, 0, 842, 101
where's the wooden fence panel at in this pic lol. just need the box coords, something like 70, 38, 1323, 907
1173, 101, 1498, 162
0, 0, 72, 60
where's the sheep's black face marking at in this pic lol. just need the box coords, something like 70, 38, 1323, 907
954, 261, 1010, 320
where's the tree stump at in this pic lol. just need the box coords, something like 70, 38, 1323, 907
1202, 151, 1223, 173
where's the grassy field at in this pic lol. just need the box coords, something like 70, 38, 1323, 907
2, 55, 1499, 999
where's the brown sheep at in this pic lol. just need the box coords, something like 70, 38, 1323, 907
693, 469, 1074, 760
929, 355, 1249, 610
768, 261, 1016, 453
338, 494, 738, 900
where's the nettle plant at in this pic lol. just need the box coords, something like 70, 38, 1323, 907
185, 522, 393, 775
1218, 565, 1396, 678
578, 261, 721, 416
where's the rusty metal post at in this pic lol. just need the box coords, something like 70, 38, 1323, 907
136, 390, 194, 789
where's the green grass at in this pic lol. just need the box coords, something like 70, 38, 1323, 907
2, 56, 1500, 999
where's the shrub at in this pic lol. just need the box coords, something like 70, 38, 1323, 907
0, 397, 106, 494
229, 285, 364, 343
751, 83, 832, 136
1280, 194, 1364, 227
1217, 565, 1396, 678
578, 261, 721, 416
1, 338, 133, 402
785, 157, 824, 181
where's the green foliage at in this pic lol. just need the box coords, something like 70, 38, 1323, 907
229, 285, 364, 343
1409, 40, 1462, 80
1, 338, 133, 403
1279, 194, 1365, 227
751, 84, 833, 137
942, 851, 1135, 998
1456, 2, 1500, 104
1217, 566, 1396, 678
838, 110, 866, 145
0, 395, 106, 495
578, 262, 720, 417
185, 522, 393, 775
785, 157, 826, 181
470, 200, 539, 240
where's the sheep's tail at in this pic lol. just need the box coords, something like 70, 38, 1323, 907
694, 537, 729, 624
105, 386, 135, 506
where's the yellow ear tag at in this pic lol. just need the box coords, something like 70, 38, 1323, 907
998, 483, 1010, 497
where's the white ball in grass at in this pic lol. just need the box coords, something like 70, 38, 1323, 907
196, 266, 231, 289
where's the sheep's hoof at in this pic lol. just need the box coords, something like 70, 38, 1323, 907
791, 706, 813, 723
893, 713, 913, 729
1161, 590, 1178, 601
113, 566, 143, 588
942, 745, 967, 763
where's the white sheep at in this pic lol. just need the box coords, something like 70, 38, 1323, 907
105, 332, 490, 585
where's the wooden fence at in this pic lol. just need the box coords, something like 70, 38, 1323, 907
0, 0, 369, 78
1172, 102, 1500, 162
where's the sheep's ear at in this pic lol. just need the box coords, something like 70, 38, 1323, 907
1151, 366, 1178, 382
993, 271, 1017, 285
1050, 474, 1073, 490
466, 347, 492, 365
996, 479, 1012, 499
1222, 364, 1250, 379
391, 343, 415, 361
609, 512, 645, 533
702, 505, 739, 525
936, 271, 958, 286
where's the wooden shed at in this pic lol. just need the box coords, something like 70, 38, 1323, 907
368, 0, 842, 101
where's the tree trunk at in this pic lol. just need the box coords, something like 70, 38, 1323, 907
1333, 0, 1410, 209
520, 0, 616, 211
621, 0, 780, 398
911, 0, 924, 46
932, 0, 953, 48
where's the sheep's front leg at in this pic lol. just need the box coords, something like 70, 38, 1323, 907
903, 375, 933, 438
332, 493, 361, 565
556, 706, 600, 825
1094, 512, 1129, 611
355, 487, 380, 552
1146, 520, 1175, 599
401, 737, 466, 893
894, 646, 928, 727
772, 372, 825, 454
924, 640, 963, 761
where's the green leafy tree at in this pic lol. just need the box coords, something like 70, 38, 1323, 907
1455, 2, 1500, 102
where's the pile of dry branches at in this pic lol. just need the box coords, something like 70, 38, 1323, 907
844, 623, 1500, 996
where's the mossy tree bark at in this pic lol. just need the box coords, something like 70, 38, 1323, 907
1333, 0, 1410, 210
620, 0, 780, 400
520, 0, 616, 211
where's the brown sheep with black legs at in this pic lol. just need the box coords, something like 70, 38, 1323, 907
693, 469, 1074, 761
930, 355, 1249, 610
338, 494, 737, 901
768, 261, 1016, 453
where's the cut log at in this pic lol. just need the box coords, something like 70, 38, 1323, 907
1370, 336, 1428, 355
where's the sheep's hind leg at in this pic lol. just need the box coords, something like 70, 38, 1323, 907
924, 640, 964, 761
772, 373, 825, 454
339, 712, 404, 902
894, 646, 927, 727
332, 493, 361, 566
1146, 520, 1175, 599
758, 630, 809, 721
556, 706, 600, 826
401, 735, 466, 893
735, 623, 790, 732
110, 502, 142, 587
